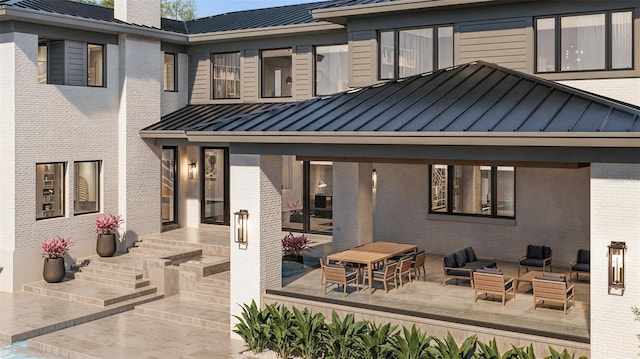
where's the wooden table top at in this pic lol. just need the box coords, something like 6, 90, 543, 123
327, 242, 418, 265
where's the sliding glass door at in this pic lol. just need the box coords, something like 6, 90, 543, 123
161, 147, 177, 225
201, 148, 229, 225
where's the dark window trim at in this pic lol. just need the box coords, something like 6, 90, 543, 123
73, 160, 100, 216
534, 9, 634, 74
87, 43, 105, 88
260, 48, 293, 99
211, 51, 241, 100
378, 24, 454, 80
200, 147, 230, 226
428, 165, 516, 220
36, 161, 66, 221
164, 52, 177, 92
162, 146, 178, 226
313, 43, 349, 97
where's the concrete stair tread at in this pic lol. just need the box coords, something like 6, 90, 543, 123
79, 266, 143, 280
180, 291, 230, 305
74, 273, 150, 289
82, 255, 149, 272
134, 295, 229, 331
23, 279, 158, 307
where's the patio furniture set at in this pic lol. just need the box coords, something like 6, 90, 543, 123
322, 242, 589, 315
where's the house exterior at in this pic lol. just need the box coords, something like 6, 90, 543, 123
1, 0, 639, 357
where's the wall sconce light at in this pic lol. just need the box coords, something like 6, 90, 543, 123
608, 241, 626, 295
372, 169, 377, 193
285, 76, 292, 85
234, 209, 249, 244
188, 162, 197, 179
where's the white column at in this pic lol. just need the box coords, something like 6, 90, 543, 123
332, 162, 373, 252
229, 154, 282, 338
590, 163, 640, 358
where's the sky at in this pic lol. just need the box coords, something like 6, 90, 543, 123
194, 0, 320, 18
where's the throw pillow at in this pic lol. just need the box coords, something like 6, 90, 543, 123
579, 249, 590, 264
527, 245, 544, 260
465, 247, 477, 262
453, 250, 467, 267
443, 254, 457, 268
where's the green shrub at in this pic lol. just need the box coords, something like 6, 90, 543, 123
356, 321, 398, 359
476, 338, 520, 359
232, 300, 271, 353
544, 347, 588, 359
384, 324, 433, 359
291, 307, 326, 359
266, 303, 295, 359
321, 311, 367, 359
429, 333, 477, 359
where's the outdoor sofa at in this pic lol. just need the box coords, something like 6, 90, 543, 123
441, 247, 497, 286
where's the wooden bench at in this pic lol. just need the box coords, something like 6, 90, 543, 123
472, 271, 515, 305
532, 278, 575, 315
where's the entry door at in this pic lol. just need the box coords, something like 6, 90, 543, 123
201, 148, 229, 225
161, 146, 177, 224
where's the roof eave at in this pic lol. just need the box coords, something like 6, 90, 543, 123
139, 130, 187, 139
187, 21, 344, 43
184, 131, 640, 147
1, 7, 188, 43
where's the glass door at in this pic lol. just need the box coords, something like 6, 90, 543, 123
161, 147, 177, 224
201, 148, 229, 225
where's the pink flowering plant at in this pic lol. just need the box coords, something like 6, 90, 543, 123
281, 232, 310, 258
95, 214, 124, 235
41, 236, 73, 259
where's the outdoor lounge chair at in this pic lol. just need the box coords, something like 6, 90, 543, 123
518, 245, 552, 276
472, 269, 514, 305
569, 249, 590, 281
323, 263, 359, 296
532, 274, 575, 315
363, 261, 398, 294
410, 250, 427, 280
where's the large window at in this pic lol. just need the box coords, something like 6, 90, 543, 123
161, 147, 177, 225
202, 148, 229, 225
430, 165, 514, 218
262, 48, 292, 98
164, 53, 176, 92
212, 52, 241, 99
87, 44, 104, 87
315, 44, 349, 95
380, 25, 454, 80
36, 163, 65, 220
74, 161, 100, 215
536, 10, 633, 73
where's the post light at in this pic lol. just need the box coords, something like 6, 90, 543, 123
608, 241, 626, 295
234, 209, 249, 244
188, 162, 197, 179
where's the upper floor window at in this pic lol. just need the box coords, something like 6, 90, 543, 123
315, 44, 349, 96
262, 48, 292, 98
380, 25, 454, 80
164, 53, 176, 92
536, 10, 633, 73
38, 43, 47, 84
430, 165, 515, 218
212, 52, 241, 99
87, 44, 104, 87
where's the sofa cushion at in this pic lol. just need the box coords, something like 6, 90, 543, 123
578, 249, 590, 264
520, 258, 544, 267
504, 280, 513, 290
453, 250, 468, 267
476, 267, 503, 275
535, 274, 565, 282
543, 246, 551, 259
467, 260, 496, 270
527, 245, 544, 260
572, 262, 590, 273
445, 269, 471, 277
443, 254, 457, 268
465, 247, 477, 262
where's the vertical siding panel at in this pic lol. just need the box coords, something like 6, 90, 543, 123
189, 53, 210, 104
294, 45, 313, 100
66, 41, 86, 86
48, 40, 65, 85
243, 49, 259, 102
458, 18, 528, 71
349, 30, 378, 88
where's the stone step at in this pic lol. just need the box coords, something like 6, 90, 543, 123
23, 279, 159, 307
134, 241, 194, 252
137, 236, 229, 257
127, 246, 176, 256
201, 270, 230, 288
133, 296, 229, 332
74, 272, 151, 289
180, 290, 230, 306
83, 257, 145, 273
194, 283, 230, 296
79, 266, 143, 281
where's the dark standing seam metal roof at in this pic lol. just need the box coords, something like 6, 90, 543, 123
142, 103, 286, 132
312, 0, 397, 10
186, 61, 640, 134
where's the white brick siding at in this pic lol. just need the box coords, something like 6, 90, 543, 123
333, 162, 374, 252
560, 78, 640, 107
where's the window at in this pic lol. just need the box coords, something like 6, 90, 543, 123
38, 43, 47, 84
164, 53, 176, 92
87, 44, 104, 87
74, 161, 100, 215
36, 163, 65, 220
315, 44, 349, 95
430, 165, 514, 218
262, 48, 292, 98
380, 25, 454, 80
212, 52, 241, 99
161, 147, 177, 224
536, 10, 633, 73
202, 148, 229, 225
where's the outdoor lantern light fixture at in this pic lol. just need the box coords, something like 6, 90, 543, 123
234, 209, 249, 244
188, 162, 197, 179
608, 241, 626, 296
372, 169, 377, 193
285, 76, 292, 85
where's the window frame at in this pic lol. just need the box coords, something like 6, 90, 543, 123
36, 162, 66, 220
379, 24, 454, 80
261, 48, 293, 99
535, 9, 634, 74
428, 165, 516, 219
212, 51, 241, 99
314, 43, 349, 96
161, 146, 178, 225
87, 43, 105, 87
38, 41, 48, 84
163, 52, 177, 92
74, 161, 100, 216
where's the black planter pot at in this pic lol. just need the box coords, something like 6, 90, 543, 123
43, 257, 65, 283
96, 233, 117, 257
282, 255, 304, 264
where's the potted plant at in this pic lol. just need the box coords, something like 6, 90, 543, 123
95, 213, 123, 257
41, 236, 72, 283
283, 200, 303, 223
281, 232, 310, 264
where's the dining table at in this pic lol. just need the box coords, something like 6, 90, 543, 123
327, 241, 418, 294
